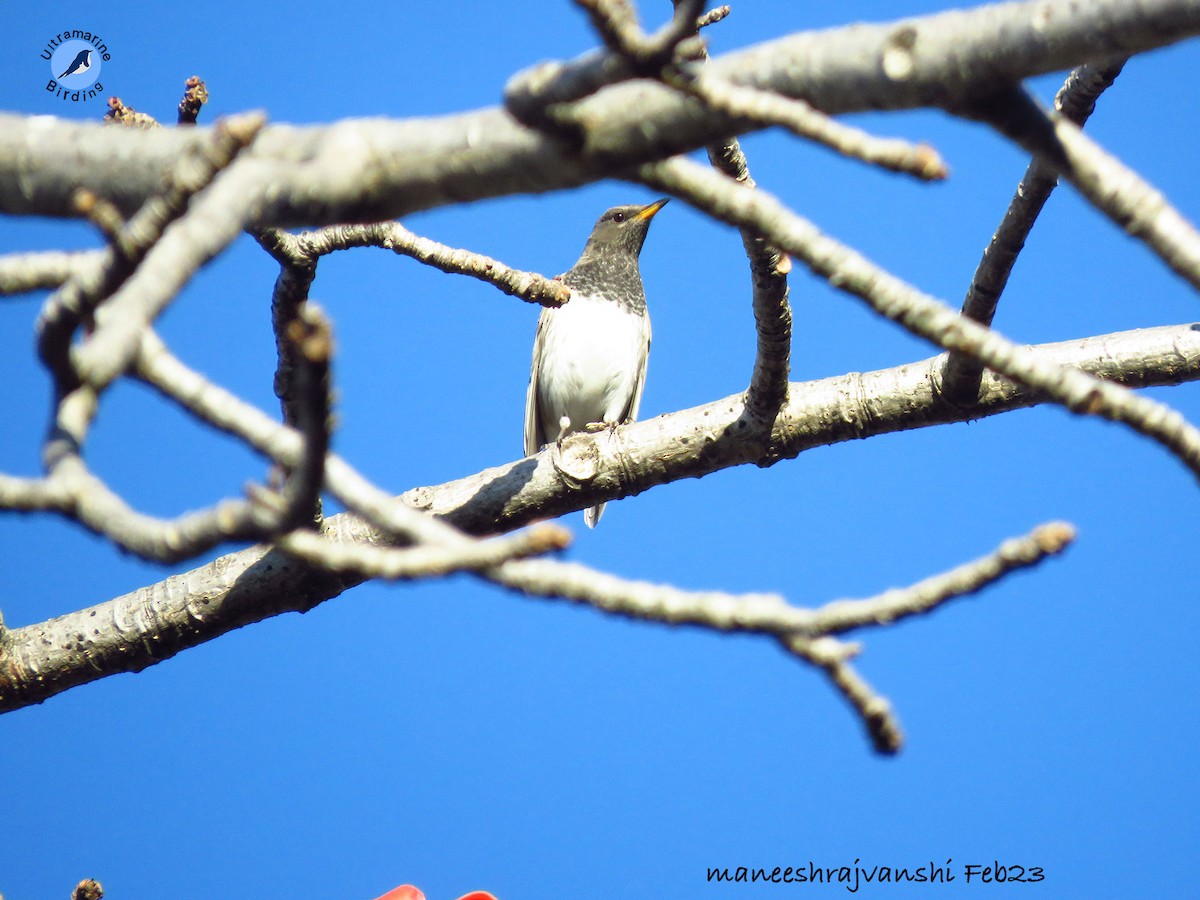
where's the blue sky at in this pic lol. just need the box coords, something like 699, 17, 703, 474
2, 2, 1199, 898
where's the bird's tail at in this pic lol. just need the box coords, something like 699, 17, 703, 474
584, 502, 606, 528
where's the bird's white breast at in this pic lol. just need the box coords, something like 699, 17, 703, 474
537, 292, 649, 433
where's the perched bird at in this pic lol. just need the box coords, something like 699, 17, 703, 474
58, 49, 92, 79
524, 199, 668, 527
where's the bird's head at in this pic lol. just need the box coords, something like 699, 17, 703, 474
583, 198, 669, 257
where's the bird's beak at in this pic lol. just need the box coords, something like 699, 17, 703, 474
633, 198, 670, 221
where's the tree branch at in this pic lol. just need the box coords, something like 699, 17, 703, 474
941, 60, 1126, 403
661, 3, 792, 427
670, 69, 948, 181
639, 155, 1200, 480
1, 323, 1194, 715
955, 83, 1200, 302
0, 250, 97, 295
285, 222, 570, 307
2, 0, 1197, 224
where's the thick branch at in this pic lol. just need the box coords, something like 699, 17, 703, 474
2, 0, 1197, 225
1, 322, 1195, 712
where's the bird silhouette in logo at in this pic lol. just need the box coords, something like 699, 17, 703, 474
58, 49, 92, 79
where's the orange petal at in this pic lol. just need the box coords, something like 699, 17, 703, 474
372, 885, 426, 900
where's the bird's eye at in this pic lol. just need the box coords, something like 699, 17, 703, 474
612, 212, 626, 223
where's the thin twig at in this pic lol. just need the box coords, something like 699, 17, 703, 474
0, 474, 71, 511
505, 0, 705, 129
290, 222, 571, 307
804, 522, 1075, 635
636, 154, 1200, 481
787, 636, 902, 754
26, 453, 285, 562
942, 61, 1126, 403
697, 5, 729, 28
576, 0, 705, 71
672, 71, 948, 181
133, 327, 492, 550
73, 189, 125, 243
34, 116, 265, 541
277, 523, 571, 580
498, 522, 1072, 640
0, 251, 97, 295
71, 114, 265, 390
957, 83, 1200, 299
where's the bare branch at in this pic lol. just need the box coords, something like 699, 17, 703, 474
4, 0, 1197, 225
24, 116, 271, 565
134, 329, 309, 466
787, 637, 902, 754
496, 520, 1071, 639
804, 522, 1076, 636
73, 189, 126, 243
35, 113, 264, 401
576, 0, 648, 61
70, 115, 265, 391
277, 522, 572, 580
272, 302, 334, 530
54, 457, 287, 561
942, 60, 1126, 403
696, 5, 729, 29
787, 520, 1076, 754
575, 0, 704, 71
958, 84, 1200, 299
4, 317, 1190, 715
669, 8, 792, 425
0, 474, 71, 511
674, 71, 948, 181
0, 250, 96, 295
697, 134, 793, 423
295, 222, 571, 307
638, 155, 1200, 482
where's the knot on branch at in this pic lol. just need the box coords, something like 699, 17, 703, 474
551, 433, 604, 490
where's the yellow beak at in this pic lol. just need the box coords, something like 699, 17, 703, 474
633, 198, 670, 221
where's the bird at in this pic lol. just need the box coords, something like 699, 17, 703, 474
524, 198, 668, 527
58, 49, 92, 80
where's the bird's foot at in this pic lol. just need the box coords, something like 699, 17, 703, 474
554, 415, 573, 446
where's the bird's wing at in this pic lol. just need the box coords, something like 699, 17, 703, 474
524, 307, 551, 456
625, 315, 652, 423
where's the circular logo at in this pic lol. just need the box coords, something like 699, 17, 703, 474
51, 40, 101, 88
